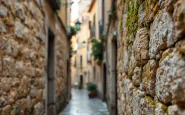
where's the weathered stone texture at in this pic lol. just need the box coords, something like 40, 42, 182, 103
149, 12, 174, 59
142, 60, 158, 97
173, 0, 185, 39
134, 28, 149, 65
15, 21, 24, 39
132, 89, 145, 115
168, 105, 185, 115
155, 102, 167, 115
156, 49, 185, 104
140, 96, 155, 115
0, 5, 7, 17
0, 0, 70, 114
132, 67, 142, 86
115, 0, 185, 114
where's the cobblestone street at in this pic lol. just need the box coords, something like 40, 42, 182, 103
59, 88, 109, 115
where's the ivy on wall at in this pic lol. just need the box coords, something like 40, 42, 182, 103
58, 0, 62, 5
70, 26, 77, 35
91, 39, 103, 64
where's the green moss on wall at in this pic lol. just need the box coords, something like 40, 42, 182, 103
144, 96, 155, 105
126, 0, 140, 44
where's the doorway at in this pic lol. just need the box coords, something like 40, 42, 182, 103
103, 64, 107, 102
80, 75, 83, 89
47, 29, 56, 115
111, 37, 117, 115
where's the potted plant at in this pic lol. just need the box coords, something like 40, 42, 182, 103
87, 82, 97, 98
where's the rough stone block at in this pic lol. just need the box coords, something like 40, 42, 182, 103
2, 105, 11, 115
2, 57, 15, 77
0, 20, 6, 33
132, 89, 145, 115
134, 28, 149, 65
20, 98, 27, 113
142, 60, 158, 97
5, 39, 19, 57
155, 102, 167, 115
35, 102, 44, 115
140, 96, 155, 115
30, 87, 38, 98
132, 67, 142, 86
0, 97, 5, 107
173, 0, 185, 39
24, 62, 36, 77
138, 3, 146, 27
36, 89, 43, 102
36, 29, 46, 43
124, 79, 134, 99
15, 21, 24, 39
149, 11, 174, 59
15, 2, 25, 20
15, 61, 24, 76
176, 39, 185, 54
156, 49, 185, 105
123, 46, 131, 73
20, 76, 30, 90
168, 105, 185, 115
128, 52, 137, 76
0, 77, 13, 92
0, 6, 7, 17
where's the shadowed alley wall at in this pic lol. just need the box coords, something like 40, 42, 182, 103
0, 0, 70, 115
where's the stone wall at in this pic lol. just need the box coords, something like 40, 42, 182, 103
0, 0, 69, 115
108, 0, 185, 114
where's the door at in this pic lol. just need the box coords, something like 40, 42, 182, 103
111, 38, 117, 115
47, 29, 56, 115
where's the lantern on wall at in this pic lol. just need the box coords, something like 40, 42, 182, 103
75, 20, 82, 31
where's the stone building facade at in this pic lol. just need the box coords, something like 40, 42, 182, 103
106, 0, 185, 115
0, 0, 70, 115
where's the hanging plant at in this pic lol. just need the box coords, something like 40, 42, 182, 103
58, 0, 62, 5
70, 26, 77, 35
91, 39, 103, 65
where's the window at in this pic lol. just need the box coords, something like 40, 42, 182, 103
93, 14, 96, 26
89, 21, 91, 29
80, 55, 83, 68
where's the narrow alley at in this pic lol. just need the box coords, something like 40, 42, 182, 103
1, 0, 185, 115
60, 88, 109, 115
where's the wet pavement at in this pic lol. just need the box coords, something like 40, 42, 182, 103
59, 88, 109, 115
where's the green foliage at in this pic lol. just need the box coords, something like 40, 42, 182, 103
70, 26, 77, 35
126, 0, 140, 37
86, 82, 97, 93
110, 2, 117, 22
58, 0, 62, 4
91, 39, 103, 64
